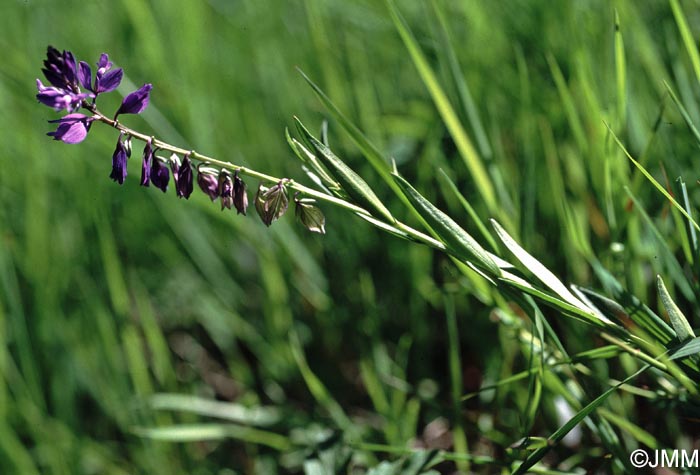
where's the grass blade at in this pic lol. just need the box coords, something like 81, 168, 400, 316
606, 122, 700, 233
657, 275, 695, 342
384, 0, 497, 215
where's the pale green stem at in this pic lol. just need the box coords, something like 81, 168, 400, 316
85, 103, 444, 251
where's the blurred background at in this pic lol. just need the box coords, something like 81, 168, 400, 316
2, 0, 700, 473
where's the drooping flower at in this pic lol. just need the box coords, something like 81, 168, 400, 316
36, 79, 89, 112
46, 113, 93, 144
115, 83, 152, 118
219, 172, 233, 210
255, 181, 288, 226
176, 154, 194, 199
197, 166, 219, 201
169, 153, 180, 184
141, 140, 154, 186
109, 134, 129, 184
233, 172, 248, 215
150, 156, 170, 192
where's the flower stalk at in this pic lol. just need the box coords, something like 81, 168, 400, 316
36, 46, 450, 252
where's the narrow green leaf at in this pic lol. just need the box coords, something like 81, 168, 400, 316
513, 365, 648, 475
133, 423, 290, 450
436, 169, 499, 253
431, 1, 492, 159
499, 270, 608, 329
295, 117, 395, 224
392, 172, 499, 275
670, 336, 700, 360
149, 393, 280, 426
669, 0, 700, 86
296, 68, 402, 198
289, 330, 352, 430
384, 0, 497, 214
491, 220, 591, 314
657, 275, 695, 342
625, 186, 695, 301
285, 127, 339, 190
665, 81, 700, 146
614, 9, 627, 128
607, 123, 700, 233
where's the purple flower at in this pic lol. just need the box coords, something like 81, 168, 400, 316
176, 154, 194, 199
197, 166, 219, 201
150, 157, 170, 192
233, 172, 248, 215
219, 172, 233, 210
77, 61, 92, 91
115, 83, 152, 118
141, 140, 154, 186
46, 113, 93, 144
41, 46, 79, 92
109, 134, 129, 184
93, 54, 123, 94
36, 79, 89, 112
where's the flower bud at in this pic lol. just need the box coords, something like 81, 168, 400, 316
176, 154, 194, 199
197, 166, 219, 201
219, 171, 233, 210
233, 172, 248, 215
109, 133, 129, 184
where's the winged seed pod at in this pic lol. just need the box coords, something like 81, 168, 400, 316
294, 194, 326, 234
392, 172, 499, 276
255, 181, 289, 226
294, 117, 395, 224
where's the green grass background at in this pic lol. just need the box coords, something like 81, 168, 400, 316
2, 0, 700, 473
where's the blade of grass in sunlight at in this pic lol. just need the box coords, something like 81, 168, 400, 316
384, 0, 498, 217
607, 123, 700, 232
669, 0, 700, 86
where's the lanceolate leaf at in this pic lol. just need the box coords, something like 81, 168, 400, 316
294, 117, 396, 224
392, 172, 499, 276
492, 219, 592, 315
657, 275, 695, 342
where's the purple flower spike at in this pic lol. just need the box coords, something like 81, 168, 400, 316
42, 46, 79, 91
141, 140, 154, 186
176, 154, 194, 199
47, 113, 93, 144
115, 83, 152, 118
109, 134, 129, 184
197, 166, 219, 201
36, 79, 88, 112
150, 157, 170, 192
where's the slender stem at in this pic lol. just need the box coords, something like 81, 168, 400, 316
84, 103, 444, 251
